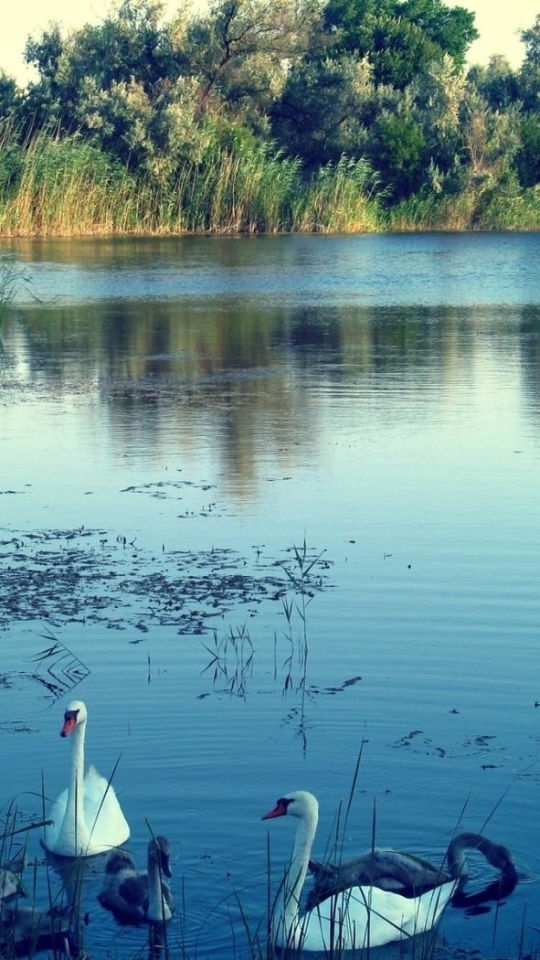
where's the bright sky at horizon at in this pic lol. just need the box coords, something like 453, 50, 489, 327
1, 0, 538, 85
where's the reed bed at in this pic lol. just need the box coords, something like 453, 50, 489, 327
3, 128, 540, 236
385, 176, 540, 231
0, 134, 141, 235
0, 131, 382, 236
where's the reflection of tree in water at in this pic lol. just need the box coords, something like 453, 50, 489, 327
4, 299, 526, 494
518, 306, 540, 434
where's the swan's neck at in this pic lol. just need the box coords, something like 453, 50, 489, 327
147, 861, 172, 923
273, 808, 318, 948
447, 832, 517, 881
58, 721, 89, 852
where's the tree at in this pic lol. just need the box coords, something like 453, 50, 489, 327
369, 106, 426, 198
519, 14, 540, 108
411, 53, 466, 177
270, 56, 374, 166
516, 114, 540, 186
22, 0, 180, 131
467, 56, 520, 110
18, 0, 199, 174
461, 89, 520, 184
0, 72, 24, 123
181, 0, 324, 126
321, 0, 478, 88
25, 23, 65, 82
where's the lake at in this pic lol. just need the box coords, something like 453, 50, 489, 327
0, 232, 539, 960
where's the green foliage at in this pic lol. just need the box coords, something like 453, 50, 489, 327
370, 111, 426, 199
0, 74, 24, 123
322, 0, 478, 87
467, 56, 520, 110
270, 56, 373, 167
181, 0, 323, 130
297, 156, 381, 231
1, 0, 540, 232
25, 24, 64, 81
516, 114, 540, 187
519, 14, 540, 108
478, 179, 540, 229
0, 139, 24, 199
403, 0, 478, 67
0, 133, 143, 235
175, 137, 380, 233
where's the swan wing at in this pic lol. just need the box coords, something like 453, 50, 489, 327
303, 880, 458, 951
82, 766, 130, 850
308, 849, 451, 907
99, 869, 147, 919
400, 879, 458, 934
117, 874, 149, 910
104, 849, 137, 876
0, 870, 20, 901
43, 789, 69, 851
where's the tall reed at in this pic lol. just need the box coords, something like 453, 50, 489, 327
0, 128, 382, 236
0, 802, 73, 960
0, 131, 145, 235
295, 156, 382, 233
386, 176, 540, 232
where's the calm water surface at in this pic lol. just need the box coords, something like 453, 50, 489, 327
0, 233, 539, 959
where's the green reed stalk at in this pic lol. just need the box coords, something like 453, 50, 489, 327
0, 127, 383, 235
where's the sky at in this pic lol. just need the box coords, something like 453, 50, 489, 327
1, 0, 538, 86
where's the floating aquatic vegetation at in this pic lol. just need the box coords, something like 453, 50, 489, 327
0, 528, 334, 636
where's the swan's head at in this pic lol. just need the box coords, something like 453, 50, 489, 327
262, 791, 319, 821
60, 700, 87, 737
484, 841, 517, 876
148, 836, 173, 878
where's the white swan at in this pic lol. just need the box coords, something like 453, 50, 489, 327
98, 836, 175, 923
43, 700, 130, 857
307, 831, 518, 908
262, 791, 457, 952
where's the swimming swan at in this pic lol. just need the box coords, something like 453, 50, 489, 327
262, 791, 458, 952
98, 836, 175, 923
43, 700, 130, 858
307, 831, 518, 908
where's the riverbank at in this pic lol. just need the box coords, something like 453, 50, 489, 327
2, 133, 540, 237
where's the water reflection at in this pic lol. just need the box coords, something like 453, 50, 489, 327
5, 299, 540, 491
1, 236, 540, 960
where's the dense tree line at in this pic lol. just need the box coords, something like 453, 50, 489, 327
1, 0, 540, 230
